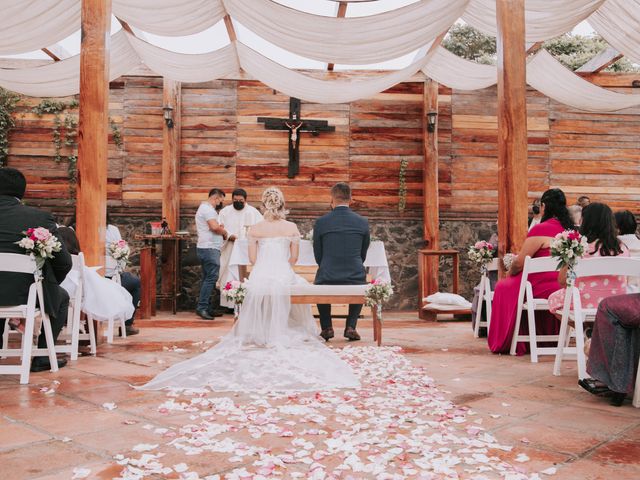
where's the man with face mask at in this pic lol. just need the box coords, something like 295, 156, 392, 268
195, 188, 228, 319
217, 188, 263, 311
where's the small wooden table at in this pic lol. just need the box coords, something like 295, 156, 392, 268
136, 233, 189, 318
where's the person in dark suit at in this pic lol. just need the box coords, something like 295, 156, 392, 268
0, 167, 72, 372
313, 183, 370, 341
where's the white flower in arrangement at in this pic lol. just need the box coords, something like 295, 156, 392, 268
304, 229, 314, 241
15, 227, 62, 275
364, 279, 394, 321
223, 280, 248, 319
108, 239, 131, 273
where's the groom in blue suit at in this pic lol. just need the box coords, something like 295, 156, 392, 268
313, 183, 370, 341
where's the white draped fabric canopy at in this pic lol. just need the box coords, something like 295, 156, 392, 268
526, 50, 640, 112
0, 0, 638, 112
224, 0, 466, 64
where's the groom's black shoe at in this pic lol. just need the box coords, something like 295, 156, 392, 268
196, 309, 215, 320
320, 328, 335, 341
344, 327, 361, 341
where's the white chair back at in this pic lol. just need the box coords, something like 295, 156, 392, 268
554, 256, 640, 381
0, 252, 58, 384
473, 258, 499, 338
573, 256, 640, 279
1, 253, 39, 275
510, 255, 560, 361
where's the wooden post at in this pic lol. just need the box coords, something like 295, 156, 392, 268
160, 79, 181, 312
76, 0, 111, 268
139, 243, 157, 319
496, 0, 528, 273
420, 78, 439, 320
162, 79, 181, 232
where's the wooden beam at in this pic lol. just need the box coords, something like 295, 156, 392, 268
223, 14, 237, 42
327, 2, 348, 71
420, 78, 439, 320
576, 47, 623, 73
162, 79, 181, 232
526, 42, 543, 55
76, 0, 111, 269
496, 0, 528, 273
41, 44, 71, 61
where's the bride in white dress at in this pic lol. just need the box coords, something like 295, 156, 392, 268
140, 187, 359, 392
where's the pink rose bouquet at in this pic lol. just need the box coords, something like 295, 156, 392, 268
224, 280, 247, 320
550, 229, 588, 283
108, 239, 131, 273
16, 227, 62, 273
468, 240, 495, 270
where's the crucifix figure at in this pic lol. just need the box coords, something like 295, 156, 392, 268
258, 97, 335, 178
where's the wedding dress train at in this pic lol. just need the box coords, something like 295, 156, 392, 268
139, 236, 359, 392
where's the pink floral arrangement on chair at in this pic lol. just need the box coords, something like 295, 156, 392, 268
467, 240, 494, 272
364, 279, 393, 321
224, 280, 247, 319
550, 229, 588, 284
16, 227, 62, 274
108, 239, 131, 273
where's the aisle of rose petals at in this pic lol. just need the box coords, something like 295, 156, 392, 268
112, 346, 555, 480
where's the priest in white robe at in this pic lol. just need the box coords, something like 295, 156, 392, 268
217, 188, 263, 309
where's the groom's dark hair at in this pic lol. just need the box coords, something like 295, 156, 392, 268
331, 182, 351, 202
208, 188, 225, 198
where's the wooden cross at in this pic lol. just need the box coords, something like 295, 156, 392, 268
257, 97, 335, 178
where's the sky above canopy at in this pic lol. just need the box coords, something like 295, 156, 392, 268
2, 0, 596, 70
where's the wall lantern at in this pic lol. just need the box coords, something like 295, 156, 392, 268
163, 106, 174, 128
426, 111, 438, 133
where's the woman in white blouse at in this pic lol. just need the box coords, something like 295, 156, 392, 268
615, 210, 640, 255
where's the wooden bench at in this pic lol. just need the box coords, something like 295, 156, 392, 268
289, 285, 383, 346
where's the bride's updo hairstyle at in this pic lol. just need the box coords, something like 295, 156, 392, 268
261, 187, 288, 221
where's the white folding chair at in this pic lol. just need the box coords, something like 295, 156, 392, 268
474, 258, 499, 338
57, 253, 96, 359
553, 257, 640, 380
0, 253, 59, 384
510, 256, 560, 362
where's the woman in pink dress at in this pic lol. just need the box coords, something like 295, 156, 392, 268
488, 189, 573, 354
548, 203, 629, 314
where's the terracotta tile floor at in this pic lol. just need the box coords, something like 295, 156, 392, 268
2, 312, 640, 479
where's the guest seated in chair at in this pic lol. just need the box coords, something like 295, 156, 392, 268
615, 210, 640, 256
547, 203, 629, 316
105, 213, 140, 336
0, 168, 72, 372
579, 293, 640, 406
488, 188, 573, 355
57, 226, 135, 329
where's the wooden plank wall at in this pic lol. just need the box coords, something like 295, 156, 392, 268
6, 73, 640, 219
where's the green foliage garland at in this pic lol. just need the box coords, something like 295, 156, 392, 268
32, 98, 122, 184
0, 88, 20, 167
398, 157, 408, 212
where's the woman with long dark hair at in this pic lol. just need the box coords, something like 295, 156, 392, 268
488, 188, 571, 354
548, 203, 628, 315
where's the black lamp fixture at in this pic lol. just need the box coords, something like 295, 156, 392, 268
163, 106, 174, 128
426, 111, 437, 133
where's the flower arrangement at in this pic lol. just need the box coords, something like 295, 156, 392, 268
224, 280, 248, 319
365, 279, 394, 321
468, 240, 495, 273
16, 227, 62, 274
502, 253, 516, 272
108, 239, 131, 273
304, 229, 313, 241
550, 229, 588, 284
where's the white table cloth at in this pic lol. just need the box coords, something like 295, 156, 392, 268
228, 239, 391, 283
